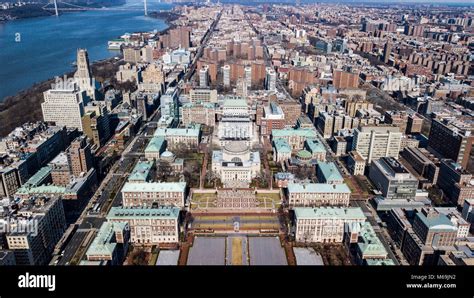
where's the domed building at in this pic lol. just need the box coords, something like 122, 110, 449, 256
159, 150, 183, 173
296, 149, 312, 164
160, 150, 175, 163
212, 141, 261, 188
222, 141, 251, 162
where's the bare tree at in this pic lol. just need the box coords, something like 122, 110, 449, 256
157, 161, 172, 182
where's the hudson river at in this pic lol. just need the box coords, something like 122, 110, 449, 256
0, 0, 171, 101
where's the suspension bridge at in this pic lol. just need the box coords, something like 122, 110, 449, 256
42, 0, 151, 16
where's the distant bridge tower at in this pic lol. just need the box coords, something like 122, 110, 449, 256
144, 0, 148, 16
53, 0, 58, 16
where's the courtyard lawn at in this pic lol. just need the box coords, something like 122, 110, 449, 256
256, 192, 281, 208
191, 193, 218, 209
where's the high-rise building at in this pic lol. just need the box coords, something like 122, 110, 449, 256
383, 42, 392, 63
279, 100, 302, 127
189, 88, 218, 103
407, 113, 423, 134
222, 64, 231, 87
74, 49, 97, 100
0, 167, 21, 198
427, 118, 474, 169
437, 159, 474, 206
265, 67, 277, 91
42, 83, 87, 131
199, 65, 209, 88
352, 124, 402, 164
236, 78, 248, 98
168, 27, 191, 49
384, 111, 408, 133
412, 208, 457, 247
260, 102, 285, 136
123, 47, 142, 64
5, 197, 66, 265
400, 147, 440, 186
82, 104, 111, 147
369, 157, 418, 200
244, 66, 252, 89
67, 136, 93, 177
332, 69, 359, 89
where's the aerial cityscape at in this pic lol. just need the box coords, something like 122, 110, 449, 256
0, 0, 473, 272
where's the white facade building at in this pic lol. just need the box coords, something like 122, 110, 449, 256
352, 124, 402, 164
107, 206, 180, 245
212, 141, 261, 188
41, 83, 87, 131
294, 207, 366, 243
222, 64, 231, 87
265, 67, 277, 91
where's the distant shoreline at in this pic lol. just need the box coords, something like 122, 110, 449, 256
0, 56, 122, 137
0, 0, 127, 23
0, 8, 177, 136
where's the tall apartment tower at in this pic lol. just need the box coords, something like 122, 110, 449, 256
74, 49, 97, 100
352, 124, 402, 164
265, 67, 277, 91
428, 118, 474, 169
332, 69, 359, 89
244, 66, 252, 90
383, 42, 392, 64
236, 78, 248, 98
67, 136, 93, 177
42, 83, 87, 131
6, 197, 66, 265
222, 64, 231, 87
199, 65, 209, 88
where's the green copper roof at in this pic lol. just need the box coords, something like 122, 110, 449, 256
305, 139, 326, 153
182, 102, 215, 109
273, 138, 291, 153
129, 161, 154, 182
297, 150, 312, 159
23, 166, 52, 188
16, 184, 69, 195
317, 162, 343, 182
365, 259, 396, 266
416, 211, 457, 232
86, 221, 128, 257
272, 128, 317, 138
356, 222, 388, 257
145, 136, 166, 153
222, 99, 248, 108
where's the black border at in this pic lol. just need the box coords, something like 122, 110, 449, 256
0, 265, 472, 297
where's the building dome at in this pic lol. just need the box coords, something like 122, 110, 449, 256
160, 150, 175, 162
224, 141, 249, 155
296, 150, 312, 161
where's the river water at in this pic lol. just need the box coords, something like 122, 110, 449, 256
0, 0, 171, 101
